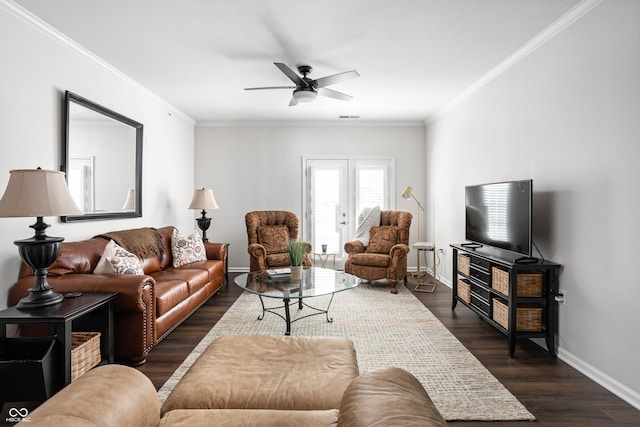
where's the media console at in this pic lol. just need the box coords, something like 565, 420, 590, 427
451, 244, 561, 357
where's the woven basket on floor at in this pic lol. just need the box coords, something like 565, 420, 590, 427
71, 332, 101, 381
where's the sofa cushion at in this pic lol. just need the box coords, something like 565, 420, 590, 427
159, 409, 339, 427
162, 335, 358, 414
152, 268, 209, 296
171, 229, 207, 267
258, 225, 289, 254
155, 279, 190, 316
365, 226, 398, 254
338, 367, 447, 427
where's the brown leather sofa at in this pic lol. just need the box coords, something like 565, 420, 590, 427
8, 226, 227, 365
24, 338, 447, 426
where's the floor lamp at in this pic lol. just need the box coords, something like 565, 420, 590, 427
402, 186, 424, 242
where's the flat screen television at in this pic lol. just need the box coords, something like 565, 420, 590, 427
465, 179, 532, 257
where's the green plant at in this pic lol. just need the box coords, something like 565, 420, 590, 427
287, 239, 306, 267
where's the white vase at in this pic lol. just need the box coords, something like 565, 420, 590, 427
290, 265, 303, 281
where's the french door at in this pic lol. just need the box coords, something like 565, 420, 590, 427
303, 157, 394, 269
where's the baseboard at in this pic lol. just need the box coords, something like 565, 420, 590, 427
557, 348, 640, 411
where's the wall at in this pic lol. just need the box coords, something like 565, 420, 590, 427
0, 4, 196, 308
195, 124, 426, 271
425, 0, 640, 407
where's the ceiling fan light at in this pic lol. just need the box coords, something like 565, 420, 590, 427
293, 90, 317, 103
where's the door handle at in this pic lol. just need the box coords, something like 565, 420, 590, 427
339, 221, 346, 225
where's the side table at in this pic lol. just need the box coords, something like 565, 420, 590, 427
313, 252, 336, 269
414, 242, 437, 292
0, 292, 116, 394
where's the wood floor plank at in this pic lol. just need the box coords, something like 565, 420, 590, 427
140, 274, 640, 425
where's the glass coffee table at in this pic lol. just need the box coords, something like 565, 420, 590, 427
234, 267, 360, 335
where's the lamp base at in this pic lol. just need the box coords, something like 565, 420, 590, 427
17, 289, 64, 310
196, 210, 212, 242
14, 232, 65, 311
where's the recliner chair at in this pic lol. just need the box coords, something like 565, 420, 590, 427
245, 210, 312, 272
344, 210, 412, 294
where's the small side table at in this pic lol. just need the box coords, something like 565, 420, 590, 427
414, 242, 437, 292
313, 252, 337, 269
0, 292, 116, 393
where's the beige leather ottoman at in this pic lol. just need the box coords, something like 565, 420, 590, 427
161, 334, 359, 414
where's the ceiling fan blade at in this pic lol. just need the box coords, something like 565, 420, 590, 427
318, 87, 354, 102
274, 62, 307, 87
244, 86, 296, 91
289, 97, 298, 107
315, 70, 360, 88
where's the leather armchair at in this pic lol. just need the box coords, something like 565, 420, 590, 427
344, 210, 412, 294
245, 210, 312, 272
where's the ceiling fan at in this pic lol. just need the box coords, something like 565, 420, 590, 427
245, 62, 360, 106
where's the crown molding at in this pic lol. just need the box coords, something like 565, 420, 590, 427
196, 120, 426, 128
426, 0, 604, 125
1, 0, 195, 125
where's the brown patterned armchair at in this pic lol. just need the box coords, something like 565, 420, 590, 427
245, 210, 312, 272
344, 210, 412, 294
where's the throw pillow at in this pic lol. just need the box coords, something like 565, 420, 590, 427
353, 206, 381, 246
366, 226, 399, 254
172, 229, 207, 267
258, 225, 289, 254
107, 252, 144, 276
94, 240, 119, 274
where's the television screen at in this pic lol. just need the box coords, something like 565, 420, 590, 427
465, 180, 532, 257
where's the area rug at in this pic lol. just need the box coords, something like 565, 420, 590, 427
157, 282, 535, 421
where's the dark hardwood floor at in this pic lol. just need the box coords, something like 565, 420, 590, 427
138, 272, 640, 426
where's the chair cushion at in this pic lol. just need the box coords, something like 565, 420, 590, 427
258, 225, 289, 254
365, 226, 398, 254
348, 253, 391, 268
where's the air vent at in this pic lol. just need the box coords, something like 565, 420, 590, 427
339, 115, 360, 119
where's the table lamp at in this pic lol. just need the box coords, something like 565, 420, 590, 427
0, 168, 83, 309
188, 188, 219, 242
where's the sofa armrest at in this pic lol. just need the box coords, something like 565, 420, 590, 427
338, 367, 447, 427
9, 274, 155, 313
204, 242, 228, 261
389, 243, 410, 259
344, 240, 366, 255
27, 365, 160, 427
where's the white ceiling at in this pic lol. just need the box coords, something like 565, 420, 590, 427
13, 0, 582, 124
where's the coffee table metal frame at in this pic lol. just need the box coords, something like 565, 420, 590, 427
234, 267, 360, 335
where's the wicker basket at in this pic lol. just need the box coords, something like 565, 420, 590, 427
492, 298, 542, 332
457, 278, 471, 304
71, 332, 101, 382
458, 254, 470, 276
492, 267, 542, 297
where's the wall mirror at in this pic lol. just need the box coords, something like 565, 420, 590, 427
62, 91, 142, 221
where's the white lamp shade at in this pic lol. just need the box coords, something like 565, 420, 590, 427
0, 169, 83, 217
188, 188, 219, 210
402, 186, 413, 199
122, 189, 135, 210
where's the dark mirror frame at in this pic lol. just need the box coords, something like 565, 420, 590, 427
61, 91, 143, 222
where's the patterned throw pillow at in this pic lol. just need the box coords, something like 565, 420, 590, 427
172, 229, 207, 267
95, 240, 144, 275
258, 225, 289, 254
94, 240, 119, 274
365, 226, 399, 254
107, 252, 144, 275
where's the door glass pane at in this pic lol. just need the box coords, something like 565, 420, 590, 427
311, 168, 342, 254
